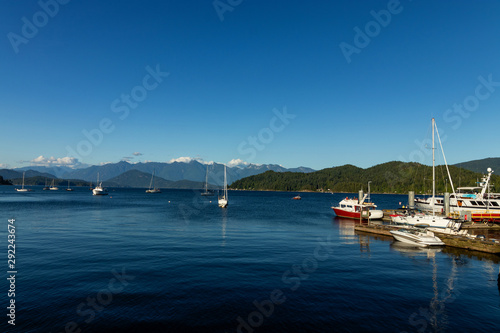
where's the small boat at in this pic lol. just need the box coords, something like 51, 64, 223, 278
145, 169, 161, 193
201, 165, 214, 196
218, 164, 228, 208
332, 183, 383, 219
390, 226, 445, 247
43, 178, 49, 190
292, 195, 301, 200
49, 179, 59, 190
15, 172, 30, 192
66, 180, 74, 191
92, 173, 108, 196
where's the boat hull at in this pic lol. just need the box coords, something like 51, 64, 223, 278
332, 207, 383, 220
92, 188, 108, 196
390, 229, 445, 247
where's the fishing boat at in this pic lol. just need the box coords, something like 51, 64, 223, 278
332, 181, 383, 220
146, 170, 161, 193
390, 226, 445, 247
394, 118, 457, 229
218, 164, 228, 208
92, 173, 108, 196
332, 196, 383, 219
49, 179, 59, 190
201, 165, 214, 196
15, 172, 30, 192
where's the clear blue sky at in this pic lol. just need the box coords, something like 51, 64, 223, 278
1, 0, 500, 171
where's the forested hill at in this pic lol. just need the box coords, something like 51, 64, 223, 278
229, 161, 500, 194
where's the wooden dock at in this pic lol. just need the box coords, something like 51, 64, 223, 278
354, 223, 500, 254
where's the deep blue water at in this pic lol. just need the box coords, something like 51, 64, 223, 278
1, 188, 499, 332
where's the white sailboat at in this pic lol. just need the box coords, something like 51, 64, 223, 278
218, 164, 228, 208
92, 173, 108, 196
49, 178, 59, 190
201, 165, 214, 196
146, 169, 161, 193
66, 180, 74, 191
15, 172, 29, 192
394, 118, 455, 229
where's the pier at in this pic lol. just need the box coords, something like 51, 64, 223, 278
354, 210, 500, 254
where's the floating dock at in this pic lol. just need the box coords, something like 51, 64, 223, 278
355, 210, 500, 254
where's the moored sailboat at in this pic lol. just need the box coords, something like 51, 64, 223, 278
393, 118, 457, 229
218, 164, 228, 208
15, 172, 30, 192
92, 173, 108, 196
146, 169, 161, 193
201, 165, 214, 196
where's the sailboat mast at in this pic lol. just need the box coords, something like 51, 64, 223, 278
432, 118, 435, 216
205, 166, 209, 192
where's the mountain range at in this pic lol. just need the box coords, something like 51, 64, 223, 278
1, 160, 314, 187
1, 157, 499, 190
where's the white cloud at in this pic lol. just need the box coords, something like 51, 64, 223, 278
168, 156, 213, 165
30, 155, 81, 168
133, 152, 143, 156
227, 159, 251, 168
0, 163, 9, 169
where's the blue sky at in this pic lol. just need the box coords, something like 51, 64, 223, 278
1, 0, 500, 171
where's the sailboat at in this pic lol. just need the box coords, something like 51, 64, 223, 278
218, 164, 228, 208
15, 172, 29, 192
201, 165, 214, 196
49, 178, 59, 190
66, 180, 74, 191
146, 169, 161, 193
393, 118, 455, 229
92, 173, 108, 196
43, 178, 49, 190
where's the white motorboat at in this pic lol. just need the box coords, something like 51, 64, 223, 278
218, 164, 228, 208
390, 226, 445, 247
